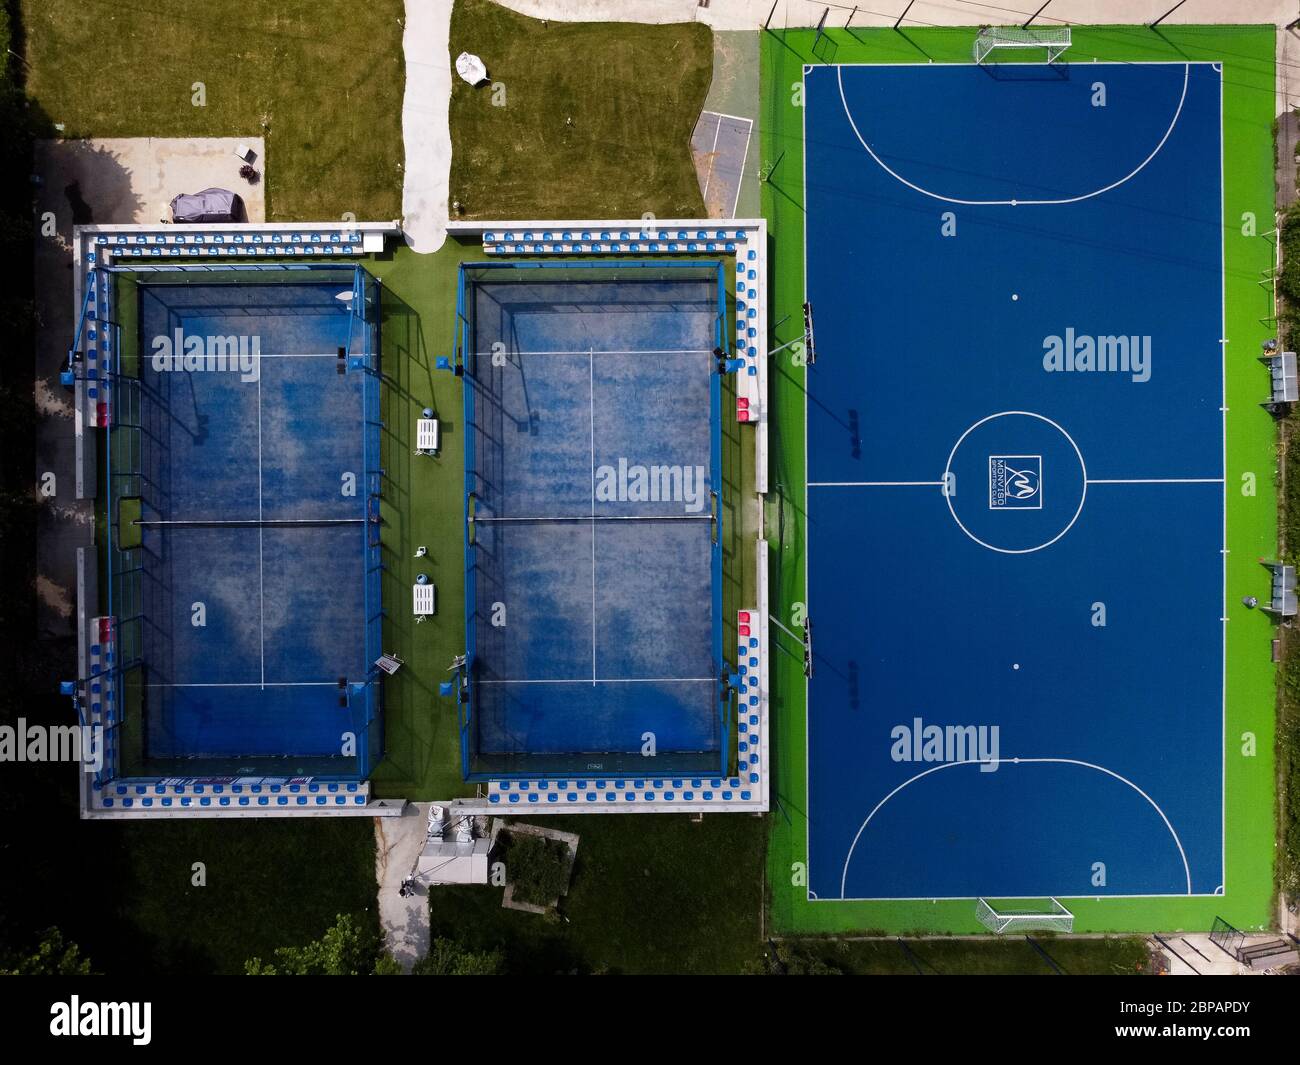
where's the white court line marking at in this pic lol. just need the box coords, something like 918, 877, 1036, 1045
589, 346, 597, 687
146, 682, 338, 688
838, 757, 1193, 900
479, 677, 715, 685
733, 120, 753, 219
836, 63, 1190, 206
809, 480, 943, 487
702, 112, 723, 204
1087, 478, 1223, 484
474, 349, 710, 357
705, 110, 755, 127
698, 111, 755, 215
225, 352, 353, 359
257, 371, 265, 690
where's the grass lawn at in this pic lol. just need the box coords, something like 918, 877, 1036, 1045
94, 819, 380, 975
449, 0, 709, 220
1, 756, 380, 977
428, 814, 768, 974
19, 0, 405, 220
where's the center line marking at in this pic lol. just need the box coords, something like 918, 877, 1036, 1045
589, 346, 597, 686
257, 370, 265, 691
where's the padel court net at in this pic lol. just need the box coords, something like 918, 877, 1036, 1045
459, 262, 728, 778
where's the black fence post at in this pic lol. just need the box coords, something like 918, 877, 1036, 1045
1149, 0, 1189, 28
1022, 0, 1052, 29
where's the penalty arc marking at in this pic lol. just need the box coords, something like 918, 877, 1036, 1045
837, 757, 1193, 900
834, 63, 1190, 207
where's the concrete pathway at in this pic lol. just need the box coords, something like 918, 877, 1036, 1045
400, 2, 454, 252
1155, 932, 1298, 975
375, 802, 433, 971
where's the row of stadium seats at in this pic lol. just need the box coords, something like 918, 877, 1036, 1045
97, 781, 371, 812
486, 607, 766, 810
483, 226, 747, 253
78, 266, 115, 428
82, 617, 118, 787
94, 229, 366, 260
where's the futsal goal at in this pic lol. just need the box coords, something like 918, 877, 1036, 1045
976, 898, 1075, 934
973, 26, 1071, 65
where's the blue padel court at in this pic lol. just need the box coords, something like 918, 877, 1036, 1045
803, 62, 1225, 900
108, 273, 383, 776
461, 263, 727, 778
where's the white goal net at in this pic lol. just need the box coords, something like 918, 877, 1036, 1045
976, 898, 1075, 934
973, 26, 1072, 64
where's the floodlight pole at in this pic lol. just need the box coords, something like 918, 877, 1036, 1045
763, 0, 778, 31
846, 5, 857, 27
894, 0, 915, 31
1021, 0, 1052, 29
1149, 0, 1188, 28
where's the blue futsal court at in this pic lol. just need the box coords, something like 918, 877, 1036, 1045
460, 263, 727, 778
803, 62, 1225, 900
108, 273, 383, 777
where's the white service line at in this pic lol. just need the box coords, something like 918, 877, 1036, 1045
809, 480, 943, 487
479, 677, 715, 685
475, 348, 711, 357
146, 682, 339, 688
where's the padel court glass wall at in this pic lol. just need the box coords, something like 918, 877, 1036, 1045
98, 264, 384, 784
458, 261, 730, 779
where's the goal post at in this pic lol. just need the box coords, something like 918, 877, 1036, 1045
976, 898, 1075, 934
973, 26, 1071, 64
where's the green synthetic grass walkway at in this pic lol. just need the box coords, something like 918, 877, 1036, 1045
762, 24, 1279, 935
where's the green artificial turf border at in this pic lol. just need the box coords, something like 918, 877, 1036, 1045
762, 24, 1279, 935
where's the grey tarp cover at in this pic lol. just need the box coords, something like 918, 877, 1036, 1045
169, 187, 245, 223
